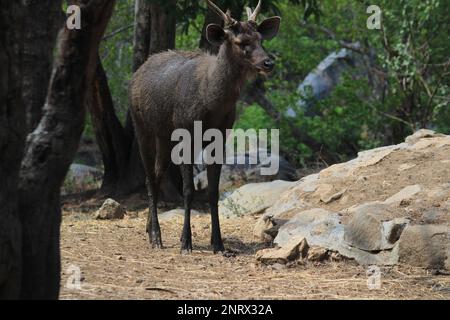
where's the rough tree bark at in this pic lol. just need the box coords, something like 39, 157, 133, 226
115, 0, 178, 196
91, 0, 181, 198
0, 0, 26, 300
22, 0, 64, 133
88, 58, 129, 195
149, 0, 176, 55
132, 0, 152, 72
18, 0, 115, 299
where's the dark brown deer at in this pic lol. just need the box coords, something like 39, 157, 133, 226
130, 0, 280, 253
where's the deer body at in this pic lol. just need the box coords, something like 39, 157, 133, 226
131, 47, 246, 136
130, 0, 280, 253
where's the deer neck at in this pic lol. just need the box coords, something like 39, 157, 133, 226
209, 42, 249, 104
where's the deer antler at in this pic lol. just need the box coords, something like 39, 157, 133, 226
206, 0, 237, 26
246, 0, 262, 22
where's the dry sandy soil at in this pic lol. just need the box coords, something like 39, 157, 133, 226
59, 198, 450, 300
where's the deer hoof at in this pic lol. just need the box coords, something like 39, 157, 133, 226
180, 238, 193, 254
212, 243, 225, 254
149, 232, 163, 249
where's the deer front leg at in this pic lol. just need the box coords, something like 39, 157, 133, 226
207, 164, 225, 253
180, 164, 194, 253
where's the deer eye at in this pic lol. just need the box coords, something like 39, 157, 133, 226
239, 43, 251, 52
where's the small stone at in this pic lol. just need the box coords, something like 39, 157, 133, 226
271, 263, 286, 270
384, 185, 422, 204
253, 216, 275, 243
256, 236, 308, 264
398, 163, 416, 171
307, 246, 328, 262
126, 211, 139, 219
96, 199, 126, 220
321, 188, 346, 204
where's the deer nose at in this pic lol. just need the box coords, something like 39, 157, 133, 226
263, 59, 275, 71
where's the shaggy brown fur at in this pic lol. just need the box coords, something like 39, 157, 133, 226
130, 3, 281, 253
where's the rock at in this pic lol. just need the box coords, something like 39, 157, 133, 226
69, 164, 102, 181
193, 149, 298, 193
398, 163, 416, 171
270, 263, 287, 270
344, 203, 409, 251
96, 199, 126, 220
307, 246, 328, 262
260, 174, 318, 224
256, 236, 308, 264
274, 208, 343, 249
126, 211, 139, 219
404, 129, 444, 145
425, 183, 450, 200
253, 216, 275, 243
275, 207, 400, 266
398, 225, 450, 270
384, 185, 422, 204
257, 129, 450, 269
420, 208, 447, 224
63, 164, 103, 195
319, 145, 403, 179
159, 209, 203, 221
219, 180, 296, 217
290, 43, 382, 118
321, 188, 346, 204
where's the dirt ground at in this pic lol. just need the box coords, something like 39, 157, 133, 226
59, 198, 450, 300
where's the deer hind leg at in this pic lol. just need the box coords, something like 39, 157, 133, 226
138, 135, 163, 249
180, 164, 194, 253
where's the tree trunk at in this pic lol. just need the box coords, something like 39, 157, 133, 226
118, 0, 178, 194
0, 0, 26, 300
18, 0, 115, 299
22, 0, 64, 133
88, 58, 130, 195
90, 0, 181, 199
132, 0, 152, 72
149, 0, 177, 55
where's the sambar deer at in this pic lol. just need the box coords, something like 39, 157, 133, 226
130, 0, 281, 253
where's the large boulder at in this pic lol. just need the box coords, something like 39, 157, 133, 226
255, 130, 450, 269
398, 225, 450, 269
193, 149, 298, 193
343, 203, 409, 251
158, 208, 203, 221
219, 180, 296, 217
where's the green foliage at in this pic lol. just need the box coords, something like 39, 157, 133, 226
100, 0, 135, 122
93, 0, 449, 167
373, 0, 450, 133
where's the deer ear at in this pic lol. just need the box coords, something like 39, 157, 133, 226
258, 16, 281, 40
206, 24, 227, 46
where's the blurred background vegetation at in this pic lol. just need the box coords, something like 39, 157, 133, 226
97, 0, 449, 168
